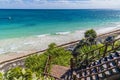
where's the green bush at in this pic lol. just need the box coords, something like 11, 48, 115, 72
84, 29, 97, 38
84, 29, 97, 45
76, 40, 120, 68
1, 67, 55, 80
25, 43, 71, 74
0, 72, 3, 80
77, 43, 104, 60
25, 54, 47, 74
4, 67, 38, 80
45, 43, 71, 66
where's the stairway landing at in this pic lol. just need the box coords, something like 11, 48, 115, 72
50, 65, 70, 78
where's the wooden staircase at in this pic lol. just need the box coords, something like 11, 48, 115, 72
60, 52, 120, 80
45, 37, 120, 80
70, 37, 120, 80
74, 52, 120, 80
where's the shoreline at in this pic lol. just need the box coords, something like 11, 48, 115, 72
0, 26, 120, 55
0, 27, 119, 56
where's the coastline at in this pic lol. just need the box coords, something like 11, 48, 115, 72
0, 26, 120, 55
0, 27, 119, 63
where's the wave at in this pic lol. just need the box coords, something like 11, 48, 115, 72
55, 31, 71, 35
0, 48, 6, 54
36, 34, 50, 38
36, 31, 71, 38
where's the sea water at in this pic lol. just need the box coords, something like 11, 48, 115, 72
0, 9, 120, 39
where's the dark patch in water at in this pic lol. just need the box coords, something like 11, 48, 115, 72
24, 23, 37, 27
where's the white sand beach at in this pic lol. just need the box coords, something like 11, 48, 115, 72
0, 27, 119, 62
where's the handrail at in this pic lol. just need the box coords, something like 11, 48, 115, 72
77, 56, 120, 73
75, 36, 120, 79
77, 56, 120, 79
72, 30, 120, 59
0, 40, 78, 65
79, 66, 119, 79
89, 44, 120, 60
78, 37, 120, 61
70, 32, 120, 74
0, 29, 120, 70
98, 29, 120, 37
43, 73, 61, 80
44, 55, 51, 75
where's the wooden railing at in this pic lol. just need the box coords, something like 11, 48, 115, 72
43, 55, 62, 80
0, 59, 25, 72
98, 29, 120, 38
70, 37, 120, 72
81, 38, 119, 62
0, 29, 120, 72
44, 73, 61, 80
0, 41, 78, 72
87, 37, 120, 60
75, 56, 120, 80
70, 38, 120, 80
44, 55, 51, 75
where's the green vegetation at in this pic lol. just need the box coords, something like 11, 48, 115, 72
84, 29, 97, 45
46, 43, 71, 66
0, 43, 71, 80
0, 72, 3, 80
0, 67, 54, 80
75, 41, 120, 68
72, 29, 120, 68
25, 54, 47, 74
77, 44, 103, 60
0, 29, 119, 80
75, 40, 120, 68
25, 43, 71, 74
4, 67, 34, 80
84, 29, 97, 39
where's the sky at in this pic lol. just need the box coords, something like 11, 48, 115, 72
0, 0, 120, 9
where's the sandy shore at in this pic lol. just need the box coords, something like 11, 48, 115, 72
0, 27, 120, 62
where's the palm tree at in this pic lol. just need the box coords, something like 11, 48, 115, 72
84, 29, 97, 45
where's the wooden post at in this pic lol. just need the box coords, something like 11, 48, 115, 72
112, 41, 115, 51
75, 56, 77, 65
103, 43, 108, 57
73, 72, 77, 80
70, 58, 74, 70
98, 49, 101, 58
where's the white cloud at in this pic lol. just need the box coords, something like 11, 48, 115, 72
0, 0, 120, 9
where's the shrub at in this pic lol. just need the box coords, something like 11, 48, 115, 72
0, 72, 3, 80
25, 54, 47, 74
25, 43, 71, 74
84, 29, 97, 45
44, 43, 71, 66
84, 29, 97, 38
4, 67, 38, 80
2, 67, 54, 80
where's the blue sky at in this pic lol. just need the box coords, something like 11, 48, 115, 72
0, 0, 120, 9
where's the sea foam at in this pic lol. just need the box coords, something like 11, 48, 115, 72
36, 34, 49, 38
0, 48, 6, 54
55, 31, 70, 35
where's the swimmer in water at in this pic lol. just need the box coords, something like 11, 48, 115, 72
8, 17, 12, 20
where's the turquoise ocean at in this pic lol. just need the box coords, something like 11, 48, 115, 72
0, 9, 120, 39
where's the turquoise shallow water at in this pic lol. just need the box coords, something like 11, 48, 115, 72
0, 9, 120, 39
